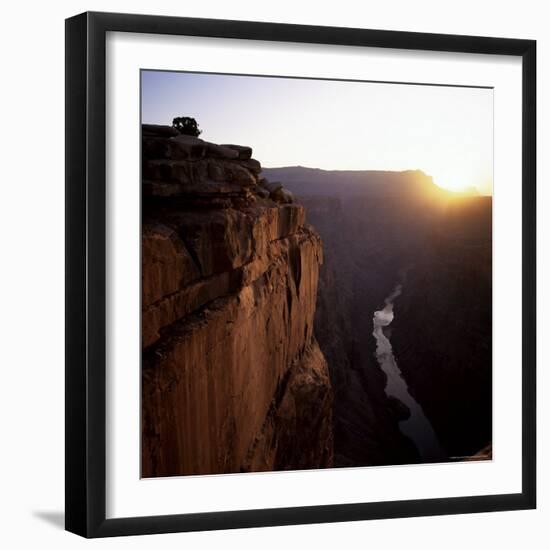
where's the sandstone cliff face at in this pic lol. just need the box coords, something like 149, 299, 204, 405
141, 125, 333, 477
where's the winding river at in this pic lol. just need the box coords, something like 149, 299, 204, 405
373, 284, 447, 462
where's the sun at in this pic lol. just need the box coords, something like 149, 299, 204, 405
434, 179, 469, 192
431, 168, 481, 193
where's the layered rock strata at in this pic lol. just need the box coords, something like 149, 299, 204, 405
141, 125, 333, 477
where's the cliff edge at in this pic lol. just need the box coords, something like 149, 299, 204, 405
141, 125, 333, 477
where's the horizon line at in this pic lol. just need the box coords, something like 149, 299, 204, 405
261, 165, 493, 196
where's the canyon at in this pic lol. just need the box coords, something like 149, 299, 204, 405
264, 166, 493, 466
141, 130, 492, 478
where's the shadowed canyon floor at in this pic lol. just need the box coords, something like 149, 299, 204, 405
373, 285, 446, 462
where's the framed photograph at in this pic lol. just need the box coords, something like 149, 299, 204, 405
65, 11, 536, 538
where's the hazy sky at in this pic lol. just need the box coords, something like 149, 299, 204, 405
141, 71, 493, 195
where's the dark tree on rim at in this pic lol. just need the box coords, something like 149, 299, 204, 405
172, 116, 202, 137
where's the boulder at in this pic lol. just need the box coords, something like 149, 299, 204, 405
271, 187, 294, 204
237, 158, 262, 174
207, 160, 226, 182
221, 144, 253, 159
260, 179, 283, 193
170, 134, 207, 158
142, 124, 179, 138
226, 163, 257, 187
206, 142, 240, 160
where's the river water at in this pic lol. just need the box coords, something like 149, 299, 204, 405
372, 284, 447, 462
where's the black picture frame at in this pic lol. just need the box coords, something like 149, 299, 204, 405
65, 11, 536, 538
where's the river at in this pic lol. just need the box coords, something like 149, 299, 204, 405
372, 284, 447, 462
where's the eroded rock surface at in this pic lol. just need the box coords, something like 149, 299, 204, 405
141, 125, 333, 477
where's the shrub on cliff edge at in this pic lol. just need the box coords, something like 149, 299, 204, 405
172, 116, 202, 137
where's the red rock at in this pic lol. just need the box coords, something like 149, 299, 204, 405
142, 223, 330, 476
141, 130, 333, 476
142, 224, 200, 307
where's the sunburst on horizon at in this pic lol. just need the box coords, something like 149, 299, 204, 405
432, 169, 492, 195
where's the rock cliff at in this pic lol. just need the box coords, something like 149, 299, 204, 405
141, 125, 333, 477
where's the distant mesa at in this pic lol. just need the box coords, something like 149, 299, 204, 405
261, 166, 479, 200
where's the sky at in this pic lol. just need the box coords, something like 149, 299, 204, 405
141, 70, 493, 195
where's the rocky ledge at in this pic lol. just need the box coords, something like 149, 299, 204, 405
142, 123, 294, 206
141, 125, 333, 477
